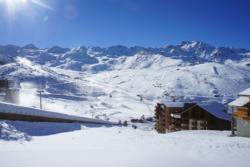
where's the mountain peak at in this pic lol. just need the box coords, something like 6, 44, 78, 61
23, 44, 38, 50
180, 41, 214, 52
180, 40, 210, 47
47, 46, 70, 54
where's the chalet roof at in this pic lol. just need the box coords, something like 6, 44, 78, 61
228, 96, 249, 107
176, 101, 231, 121
239, 88, 250, 96
160, 100, 185, 108
199, 101, 231, 121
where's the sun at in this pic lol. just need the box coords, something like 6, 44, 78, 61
3, 0, 28, 7
0, 0, 28, 15
0, 0, 52, 15
0, 0, 53, 20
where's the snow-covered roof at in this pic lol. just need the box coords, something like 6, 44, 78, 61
160, 100, 185, 108
228, 96, 250, 107
0, 102, 115, 125
177, 101, 231, 121
239, 88, 250, 96
199, 101, 231, 121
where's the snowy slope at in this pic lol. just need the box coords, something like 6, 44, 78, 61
0, 41, 249, 122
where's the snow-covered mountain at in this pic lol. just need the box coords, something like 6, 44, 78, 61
0, 41, 250, 121
1, 41, 249, 65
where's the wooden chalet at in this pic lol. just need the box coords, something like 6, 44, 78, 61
229, 88, 250, 137
155, 101, 231, 133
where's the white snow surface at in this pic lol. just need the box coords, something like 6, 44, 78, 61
239, 88, 250, 96
0, 122, 250, 167
229, 96, 250, 107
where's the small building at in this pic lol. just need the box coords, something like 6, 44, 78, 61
0, 79, 19, 104
0, 80, 9, 89
0, 80, 9, 101
229, 88, 250, 137
155, 101, 231, 133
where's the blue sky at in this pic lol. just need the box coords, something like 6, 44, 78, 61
0, 0, 249, 48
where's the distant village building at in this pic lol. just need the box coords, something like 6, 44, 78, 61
155, 101, 231, 133
0, 80, 9, 101
229, 88, 250, 137
0, 79, 19, 104
0, 80, 9, 89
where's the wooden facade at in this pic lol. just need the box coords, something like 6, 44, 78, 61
155, 103, 182, 133
234, 103, 250, 138
155, 102, 231, 133
176, 105, 231, 131
229, 89, 250, 137
234, 104, 250, 121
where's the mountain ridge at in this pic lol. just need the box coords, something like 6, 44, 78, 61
0, 41, 249, 66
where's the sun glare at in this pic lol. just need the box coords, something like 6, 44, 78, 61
4, 0, 28, 7
0, 0, 52, 17
0, 0, 27, 15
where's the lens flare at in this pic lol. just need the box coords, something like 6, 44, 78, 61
0, 0, 53, 17
31, 0, 53, 10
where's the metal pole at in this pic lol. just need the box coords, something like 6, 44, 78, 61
37, 90, 44, 110
230, 107, 236, 137
40, 91, 42, 110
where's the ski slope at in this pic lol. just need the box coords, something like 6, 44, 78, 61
0, 43, 250, 122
